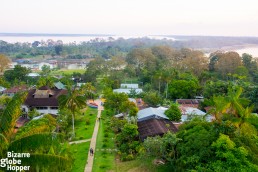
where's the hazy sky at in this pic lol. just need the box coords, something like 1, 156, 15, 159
1, 0, 258, 36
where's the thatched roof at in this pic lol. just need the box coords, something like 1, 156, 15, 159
137, 118, 178, 141
24, 87, 67, 107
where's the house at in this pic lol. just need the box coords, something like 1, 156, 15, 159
54, 81, 65, 89
137, 107, 169, 122
0, 86, 6, 94
137, 107, 177, 140
121, 84, 139, 89
3, 85, 28, 97
180, 106, 213, 122
23, 86, 67, 115
113, 83, 143, 94
138, 118, 178, 141
176, 99, 203, 108
27, 73, 40, 78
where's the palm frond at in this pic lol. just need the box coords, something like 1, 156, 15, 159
15, 125, 50, 140
0, 92, 27, 141
8, 133, 64, 153
20, 153, 72, 172
0, 133, 8, 157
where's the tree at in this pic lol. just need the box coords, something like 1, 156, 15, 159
4, 65, 31, 83
215, 52, 242, 78
36, 76, 56, 88
41, 64, 51, 76
0, 93, 72, 171
176, 120, 218, 170
58, 87, 86, 137
207, 134, 258, 171
116, 123, 140, 160
79, 82, 96, 100
168, 79, 199, 99
104, 92, 129, 114
165, 103, 182, 121
143, 132, 180, 162
179, 50, 208, 76
143, 91, 162, 107
0, 54, 10, 74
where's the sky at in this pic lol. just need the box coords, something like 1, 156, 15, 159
1, 0, 258, 36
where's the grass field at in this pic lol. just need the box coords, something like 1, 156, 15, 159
73, 107, 97, 141
71, 142, 90, 172
92, 110, 116, 172
50, 69, 85, 75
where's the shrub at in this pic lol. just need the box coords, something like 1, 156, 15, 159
85, 118, 90, 125
102, 143, 107, 148
165, 103, 182, 121
104, 133, 109, 138
99, 164, 108, 169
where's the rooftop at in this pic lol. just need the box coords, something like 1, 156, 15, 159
137, 107, 168, 122
138, 118, 178, 141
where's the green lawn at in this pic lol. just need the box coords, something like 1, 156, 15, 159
71, 142, 90, 172
114, 157, 174, 172
92, 110, 116, 172
73, 108, 97, 141
50, 69, 85, 75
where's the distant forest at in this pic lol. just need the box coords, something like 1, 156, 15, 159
1, 36, 258, 59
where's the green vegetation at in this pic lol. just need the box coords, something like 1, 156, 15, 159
165, 103, 182, 121
50, 69, 85, 75
0, 93, 72, 171
70, 142, 90, 172
93, 110, 115, 172
3, 39, 258, 171
74, 108, 97, 141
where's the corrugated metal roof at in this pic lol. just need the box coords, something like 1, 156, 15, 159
113, 88, 143, 94
137, 107, 168, 121
54, 82, 65, 89
121, 84, 139, 89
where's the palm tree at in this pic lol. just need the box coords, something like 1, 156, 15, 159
58, 87, 86, 137
0, 93, 72, 171
79, 82, 96, 100
223, 87, 249, 117
211, 86, 251, 123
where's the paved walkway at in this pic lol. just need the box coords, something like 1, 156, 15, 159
84, 99, 103, 172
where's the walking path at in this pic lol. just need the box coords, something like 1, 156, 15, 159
84, 99, 103, 172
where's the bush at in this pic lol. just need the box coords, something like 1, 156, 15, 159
104, 133, 109, 138
102, 143, 107, 148
165, 103, 182, 121
99, 164, 108, 169
120, 153, 134, 161
85, 118, 90, 125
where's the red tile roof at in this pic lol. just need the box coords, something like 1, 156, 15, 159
3, 85, 28, 94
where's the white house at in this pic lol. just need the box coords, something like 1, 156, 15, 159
113, 83, 143, 94
180, 106, 213, 122
23, 86, 67, 115
0, 86, 6, 93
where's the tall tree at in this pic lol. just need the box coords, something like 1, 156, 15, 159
58, 87, 86, 137
0, 54, 10, 74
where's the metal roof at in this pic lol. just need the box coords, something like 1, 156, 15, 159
137, 107, 168, 122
